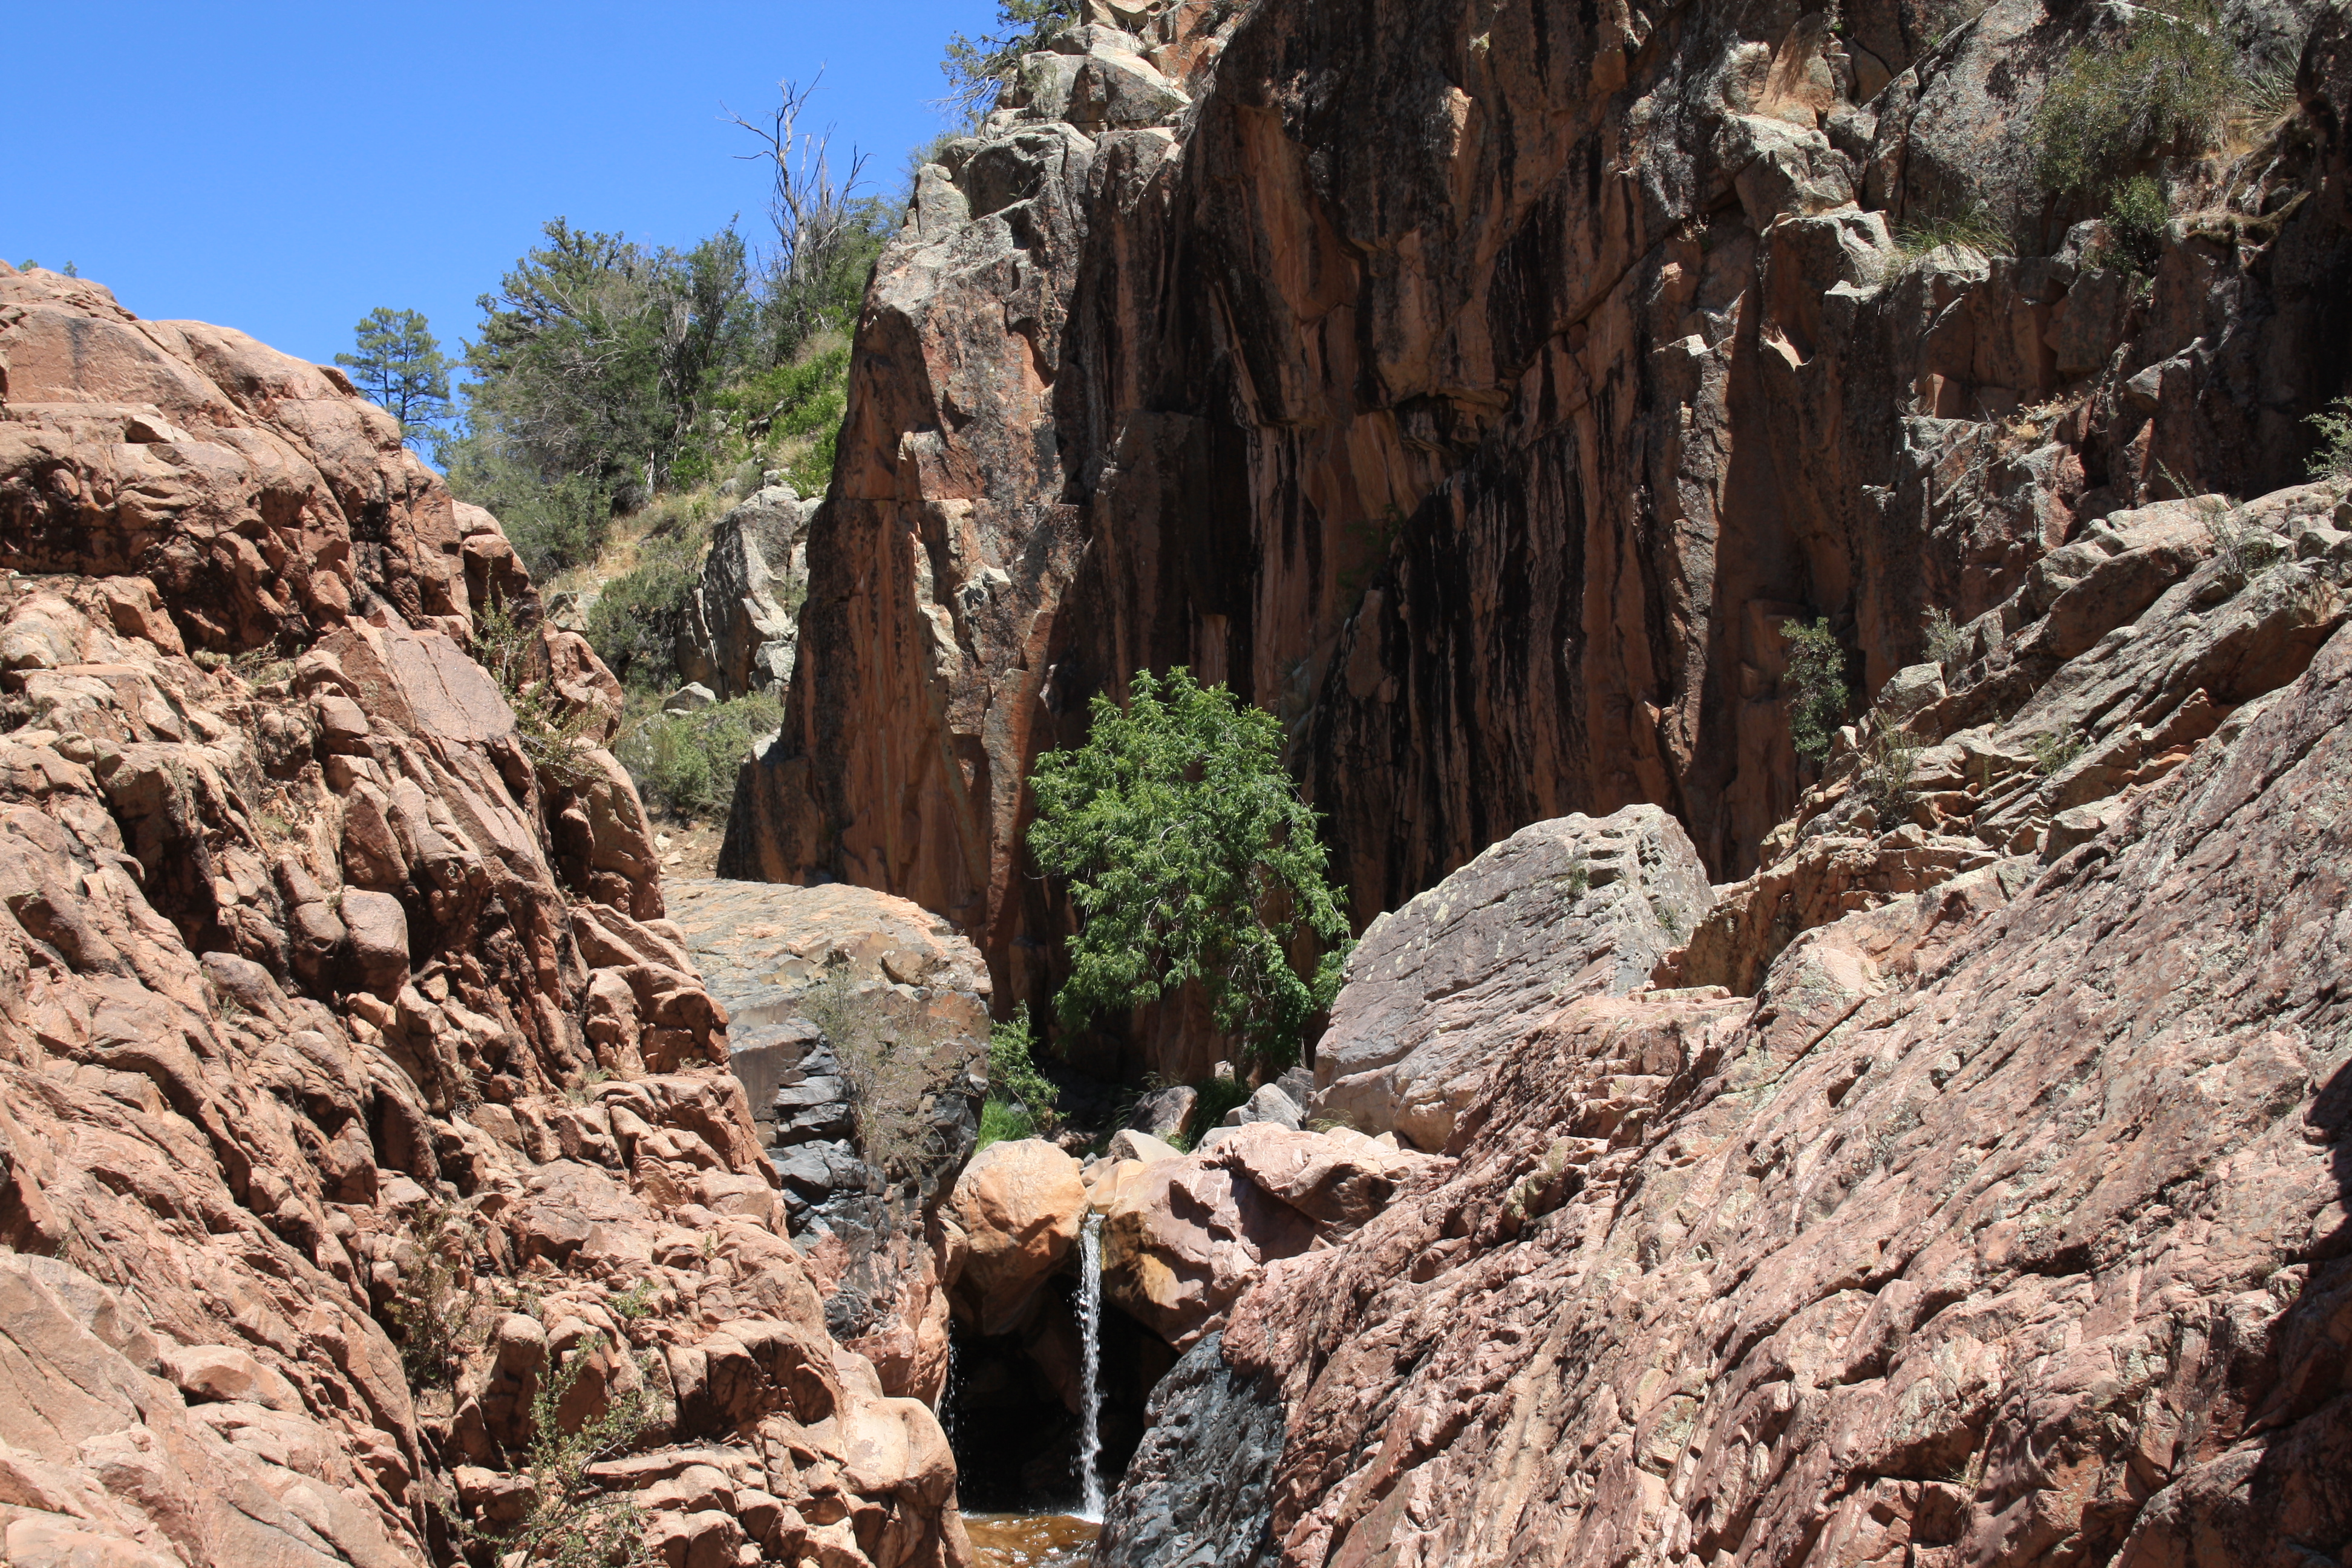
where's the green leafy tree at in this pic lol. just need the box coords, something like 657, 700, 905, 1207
336, 307, 453, 454
941, 0, 1080, 121
1780, 618, 1849, 761
2307, 394, 2352, 482
1028, 668, 1351, 1071
987, 1004, 1059, 1120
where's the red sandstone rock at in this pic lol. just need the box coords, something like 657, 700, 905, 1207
946, 1140, 1085, 1336
724, 0, 2352, 1099
1102, 611, 2352, 1568
1096, 1124, 1450, 1350
0, 265, 969, 1568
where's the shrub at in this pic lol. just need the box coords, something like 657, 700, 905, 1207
2308, 394, 2352, 482
583, 536, 703, 690
1028, 668, 1352, 1073
2102, 175, 2171, 275
2029, 729, 2085, 776
452, 1331, 655, 1568
1164, 1075, 1253, 1153
714, 342, 854, 498
385, 1204, 488, 1391
448, 449, 612, 580
985, 1004, 1059, 1129
613, 690, 783, 821
2033, 2, 2236, 200
976, 1099, 1036, 1151
1780, 618, 1849, 761
1922, 607, 1971, 673
1892, 201, 2013, 265
1860, 726, 1922, 821
474, 597, 604, 794
941, 0, 1080, 120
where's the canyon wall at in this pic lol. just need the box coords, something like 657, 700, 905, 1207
724, 0, 2352, 1077
1096, 480, 2352, 1562
0, 266, 966, 1568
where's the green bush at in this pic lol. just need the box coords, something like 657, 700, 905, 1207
2102, 175, 2171, 275
2034, 3, 2235, 200
985, 1004, 1059, 1126
1892, 202, 2013, 266
612, 689, 783, 821
976, 1099, 1037, 1151
1780, 618, 1849, 761
941, 0, 1080, 120
445, 1331, 653, 1568
713, 344, 855, 500
1922, 607, 1971, 672
2308, 394, 2352, 482
474, 596, 604, 794
1860, 726, 1922, 820
583, 536, 704, 689
446, 447, 612, 580
1028, 668, 1352, 1073
2029, 729, 2085, 776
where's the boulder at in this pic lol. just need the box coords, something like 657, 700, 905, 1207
1124, 1083, 1197, 1140
1095, 1126, 1448, 1349
1217, 1083, 1301, 1131
663, 682, 717, 714
675, 488, 809, 701
1312, 805, 1713, 1149
946, 1139, 1085, 1334
338, 889, 410, 999
1103, 1128, 1182, 1166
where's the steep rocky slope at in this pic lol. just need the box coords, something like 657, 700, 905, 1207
1099, 597, 2352, 1566
0, 264, 967, 1568
727, 0, 2352, 1076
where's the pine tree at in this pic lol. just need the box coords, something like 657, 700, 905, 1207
336, 308, 453, 454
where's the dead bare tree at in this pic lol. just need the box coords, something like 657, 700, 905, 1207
724, 74, 875, 356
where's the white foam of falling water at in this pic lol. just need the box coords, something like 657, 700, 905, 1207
1076, 1209, 1105, 1520
943, 1332, 960, 1452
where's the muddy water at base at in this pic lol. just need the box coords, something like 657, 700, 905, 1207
965, 1512, 1100, 1566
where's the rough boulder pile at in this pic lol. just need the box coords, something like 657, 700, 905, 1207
0, 264, 968, 1568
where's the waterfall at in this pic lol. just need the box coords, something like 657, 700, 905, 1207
942, 1332, 960, 1453
1076, 1209, 1105, 1520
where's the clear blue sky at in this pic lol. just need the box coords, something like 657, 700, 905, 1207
5, 1, 994, 369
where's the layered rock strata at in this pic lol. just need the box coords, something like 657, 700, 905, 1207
726, 0, 2352, 1067
1676, 480, 2351, 992
1099, 598, 2352, 1564
0, 264, 968, 1568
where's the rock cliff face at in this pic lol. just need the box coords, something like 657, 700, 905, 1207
0, 265, 967, 1568
1099, 603, 2352, 1566
725, 0, 2352, 1058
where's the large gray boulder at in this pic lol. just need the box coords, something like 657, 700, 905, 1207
676, 486, 811, 701
1310, 805, 1713, 1151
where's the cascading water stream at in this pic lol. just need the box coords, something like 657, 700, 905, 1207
1076, 1209, 1105, 1520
